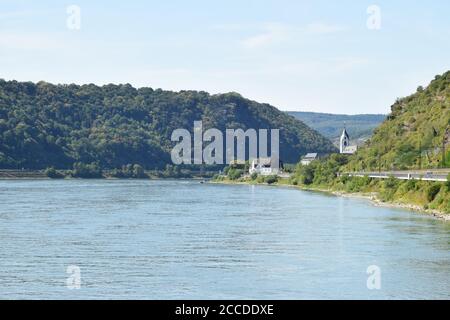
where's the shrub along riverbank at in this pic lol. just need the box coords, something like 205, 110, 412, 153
0, 163, 220, 179
213, 154, 450, 216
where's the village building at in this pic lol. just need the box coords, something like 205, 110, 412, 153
300, 153, 319, 165
249, 157, 281, 176
340, 128, 358, 154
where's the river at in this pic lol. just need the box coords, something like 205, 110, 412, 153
0, 180, 449, 299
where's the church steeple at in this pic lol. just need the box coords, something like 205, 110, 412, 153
340, 128, 350, 153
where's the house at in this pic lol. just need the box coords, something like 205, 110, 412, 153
340, 128, 358, 154
301, 153, 318, 165
249, 157, 281, 176
229, 159, 246, 167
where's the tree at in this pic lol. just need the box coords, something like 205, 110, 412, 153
45, 167, 64, 179
71, 162, 103, 178
265, 175, 278, 184
164, 164, 174, 177
133, 164, 146, 178
228, 168, 243, 180
427, 184, 441, 202
298, 164, 315, 185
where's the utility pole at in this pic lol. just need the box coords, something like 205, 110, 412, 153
378, 154, 381, 173
418, 141, 422, 170
443, 127, 449, 168
443, 138, 446, 168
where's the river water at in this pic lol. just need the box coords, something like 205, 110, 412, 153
0, 180, 449, 299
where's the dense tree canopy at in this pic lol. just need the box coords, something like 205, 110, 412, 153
0, 80, 337, 169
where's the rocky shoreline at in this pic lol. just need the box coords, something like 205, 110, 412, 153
331, 191, 450, 222
212, 180, 450, 222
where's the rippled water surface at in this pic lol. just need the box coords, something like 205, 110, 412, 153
0, 180, 449, 299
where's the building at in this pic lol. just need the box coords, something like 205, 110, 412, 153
301, 153, 319, 165
229, 160, 246, 167
249, 157, 281, 176
340, 128, 358, 154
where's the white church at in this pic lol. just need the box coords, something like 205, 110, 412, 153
340, 128, 358, 154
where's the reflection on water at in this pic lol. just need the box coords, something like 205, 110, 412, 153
0, 180, 449, 299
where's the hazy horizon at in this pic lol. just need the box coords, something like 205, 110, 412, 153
1, 0, 449, 114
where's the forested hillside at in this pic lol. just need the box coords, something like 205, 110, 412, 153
0, 80, 336, 169
346, 71, 450, 171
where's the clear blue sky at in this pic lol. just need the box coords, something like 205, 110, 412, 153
1, 0, 449, 114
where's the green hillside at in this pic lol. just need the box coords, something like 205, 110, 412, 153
346, 71, 450, 171
0, 80, 336, 169
288, 111, 385, 144
218, 71, 450, 214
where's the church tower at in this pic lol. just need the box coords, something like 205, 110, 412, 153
340, 128, 350, 154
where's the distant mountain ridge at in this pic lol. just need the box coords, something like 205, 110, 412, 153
0, 80, 337, 169
287, 111, 386, 144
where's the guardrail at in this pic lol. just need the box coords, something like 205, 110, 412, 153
342, 171, 449, 182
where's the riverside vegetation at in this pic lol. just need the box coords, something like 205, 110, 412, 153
42, 163, 221, 179
216, 72, 450, 215
215, 155, 450, 215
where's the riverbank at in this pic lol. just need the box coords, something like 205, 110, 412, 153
0, 170, 48, 179
0, 169, 215, 180
332, 190, 450, 222
211, 178, 450, 222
